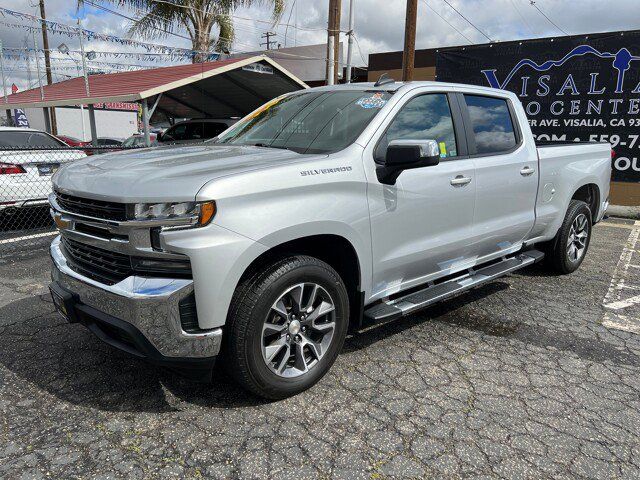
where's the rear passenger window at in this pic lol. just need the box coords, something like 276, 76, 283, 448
464, 95, 517, 155
380, 94, 458, 159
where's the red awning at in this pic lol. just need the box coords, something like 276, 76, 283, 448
3, 56, 307, 120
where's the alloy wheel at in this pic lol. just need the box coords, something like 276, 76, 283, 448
567, 213, 589, 262
261, 283, 336, 378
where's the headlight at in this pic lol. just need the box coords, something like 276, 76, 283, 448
132, 200, 216, 226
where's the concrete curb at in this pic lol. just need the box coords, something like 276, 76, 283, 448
608, 204, 640, 220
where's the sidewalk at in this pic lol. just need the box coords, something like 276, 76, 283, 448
608, 204, 640, 220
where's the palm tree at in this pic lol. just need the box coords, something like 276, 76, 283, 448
88, 0, 285, 63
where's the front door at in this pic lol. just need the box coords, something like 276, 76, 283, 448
365, 92, 477, 300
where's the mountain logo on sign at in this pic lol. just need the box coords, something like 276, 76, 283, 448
481, 44, 640, 94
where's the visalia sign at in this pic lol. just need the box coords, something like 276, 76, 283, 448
481, 45, 640, 93
436, 31, 640, 183
481, 45, 640, 122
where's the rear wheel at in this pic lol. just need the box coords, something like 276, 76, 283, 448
224, 255, 349, 399
546, 200, 592, 274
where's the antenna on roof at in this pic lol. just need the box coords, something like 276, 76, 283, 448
374, 73, 395, 87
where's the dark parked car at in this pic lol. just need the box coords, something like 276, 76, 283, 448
158, 119, 236, 144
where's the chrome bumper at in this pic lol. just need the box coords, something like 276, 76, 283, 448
50, 235, 222, 359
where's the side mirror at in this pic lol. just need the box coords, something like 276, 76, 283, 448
376, 139, 441, 185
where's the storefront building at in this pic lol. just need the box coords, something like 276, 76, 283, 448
368, 30, 640, 206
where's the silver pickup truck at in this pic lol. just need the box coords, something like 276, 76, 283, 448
48, 80, 612, 398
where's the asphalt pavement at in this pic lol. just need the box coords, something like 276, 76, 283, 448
1, 220, 639, 479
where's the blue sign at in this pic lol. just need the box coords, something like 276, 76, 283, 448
436, 31, 640, 182
13, 109, 29, 128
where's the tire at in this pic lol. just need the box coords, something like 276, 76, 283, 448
224, 255, 349, 399
546, 200, 592, 274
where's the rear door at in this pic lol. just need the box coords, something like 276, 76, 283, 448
459, 93, 537, 260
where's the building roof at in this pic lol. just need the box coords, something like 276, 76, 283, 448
233, 43, 344, 83
3, 56, 307, 119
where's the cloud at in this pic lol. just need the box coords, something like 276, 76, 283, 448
2, 0, 640, 92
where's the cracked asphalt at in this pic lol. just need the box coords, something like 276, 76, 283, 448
1, 221, 640, 479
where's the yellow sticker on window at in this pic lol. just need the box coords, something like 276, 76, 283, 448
246, 95, 286, 120
439, 142, 447, 158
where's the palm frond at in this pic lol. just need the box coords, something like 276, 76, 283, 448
214, 12, 234, 52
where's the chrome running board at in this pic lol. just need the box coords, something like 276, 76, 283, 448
363, 250, 545, 326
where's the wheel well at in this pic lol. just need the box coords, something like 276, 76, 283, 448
572, 184, 600, 222
241, 235, 364, 330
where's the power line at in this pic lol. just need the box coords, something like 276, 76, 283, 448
283, 0, 297, 47
83, 0, 192, 42
80, 1, 302, 57
419, 0, 473, 44
352, 34, 367, 67
436, 0, 493, 42
149, 0, 329, 33
509, 0, 536, 35
529, 0, 568, 36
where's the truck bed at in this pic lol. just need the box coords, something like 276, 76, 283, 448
527, 141, 612, 243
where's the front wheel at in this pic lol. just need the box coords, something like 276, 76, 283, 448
224, 255, 349, 399
546, 199, 592, 274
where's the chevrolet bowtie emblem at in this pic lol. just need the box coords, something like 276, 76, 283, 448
54, 214, 71, 230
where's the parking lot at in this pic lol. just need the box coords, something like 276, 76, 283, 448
0, 219, 639, 479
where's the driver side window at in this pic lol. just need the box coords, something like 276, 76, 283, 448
376, 94, 458, 161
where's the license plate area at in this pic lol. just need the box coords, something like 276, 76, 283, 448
49, 283, 78, 323
37, 163, 60, 176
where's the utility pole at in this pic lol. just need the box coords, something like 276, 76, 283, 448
401, 0, 418, 81
345, 0, 355, 83
39, 0, 57, 135
24, 35, 33, 89
326, 0, 341, 85
0, 40, 7, 105
260, 32, 277, 50
78, 21, 90, 97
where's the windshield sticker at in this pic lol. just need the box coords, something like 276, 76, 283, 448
246, 95, 285, 120
356, 93, 387, 109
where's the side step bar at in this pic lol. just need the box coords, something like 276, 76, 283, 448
363, 250, 545, 326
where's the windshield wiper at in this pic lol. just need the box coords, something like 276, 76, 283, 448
250, 143, 290, 150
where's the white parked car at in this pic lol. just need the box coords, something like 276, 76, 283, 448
0, 127, 86, 214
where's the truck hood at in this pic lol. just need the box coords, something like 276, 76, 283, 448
53, 144, 307, 203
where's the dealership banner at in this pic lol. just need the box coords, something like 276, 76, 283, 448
436, 31, 640, 182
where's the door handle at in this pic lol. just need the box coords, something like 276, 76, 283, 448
520, 166, 535, 176
450, 175, 472, 186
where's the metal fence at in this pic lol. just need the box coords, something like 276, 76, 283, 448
0, 146, 140, 259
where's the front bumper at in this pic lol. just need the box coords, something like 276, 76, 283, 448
50, 235, 222, 371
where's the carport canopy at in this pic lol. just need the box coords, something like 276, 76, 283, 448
3, 55, 308, 146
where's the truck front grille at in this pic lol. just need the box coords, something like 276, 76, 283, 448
61, 236, 192, 286
56, 192, 128, 221
61, 237, 133, 285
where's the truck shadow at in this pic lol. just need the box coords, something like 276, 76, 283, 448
344, 281, 515, 354
346, 279, 640, 369
1, 278, 637, 413
0, 295, 268, 412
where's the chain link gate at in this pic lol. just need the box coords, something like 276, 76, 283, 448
0, 146, 137, 259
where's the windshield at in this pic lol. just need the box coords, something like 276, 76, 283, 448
216, 90, 392, 154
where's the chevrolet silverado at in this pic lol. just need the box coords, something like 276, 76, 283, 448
48, 80, 611, 398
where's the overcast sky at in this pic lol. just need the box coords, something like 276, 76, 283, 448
1, 0, 640, 91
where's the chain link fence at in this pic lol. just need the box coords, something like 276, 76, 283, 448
0, 146, 140, 259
